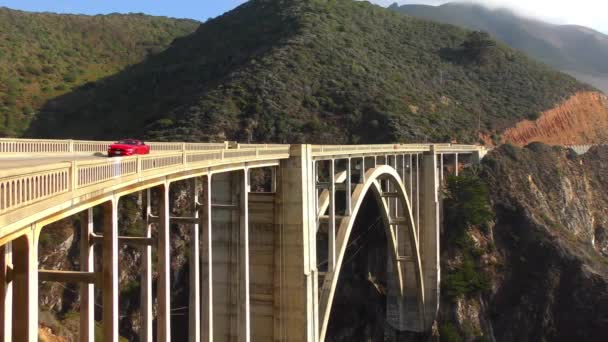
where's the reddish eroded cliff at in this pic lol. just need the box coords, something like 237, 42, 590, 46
502, 91, 608, 145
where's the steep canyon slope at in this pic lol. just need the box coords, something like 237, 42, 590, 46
27, 0, 590, 144
440, 144, 608, 341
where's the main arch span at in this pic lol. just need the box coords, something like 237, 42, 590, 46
0, 139, 486, 342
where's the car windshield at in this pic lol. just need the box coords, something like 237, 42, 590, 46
117, 140, 138, 145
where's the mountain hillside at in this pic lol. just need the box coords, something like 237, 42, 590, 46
28, 0, 591, 144
390, 2, 608, 93
0, 7, 199, 136
439, 144, 608, 341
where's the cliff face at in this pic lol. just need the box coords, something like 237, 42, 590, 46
502, 92, 608, 145
441, 144, 608, 342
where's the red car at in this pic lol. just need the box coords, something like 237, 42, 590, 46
107, 139, 150, 157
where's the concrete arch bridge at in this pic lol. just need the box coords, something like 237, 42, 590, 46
0, 138, 486, 342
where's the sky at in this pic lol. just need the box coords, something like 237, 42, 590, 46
0, 0, 606, 34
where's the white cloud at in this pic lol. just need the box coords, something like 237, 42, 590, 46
368, 0, 608, 34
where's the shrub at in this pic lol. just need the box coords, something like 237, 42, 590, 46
443, 173, 494, 240
439, 323, 463, 342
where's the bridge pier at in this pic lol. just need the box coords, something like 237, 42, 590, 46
275, 145, 317, 342
201, 175, 214, 342
420, 150, 440, 327
189, 178, 201, 342
102, 199, 119, 342
141, 190, 153, 342
210, 171, 251, 341
80, 208, 95, 342
157, 183, 171, 342
12, 231, 38, 342
0, 242, 12, 341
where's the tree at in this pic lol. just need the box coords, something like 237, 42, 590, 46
461, 31, 496, 62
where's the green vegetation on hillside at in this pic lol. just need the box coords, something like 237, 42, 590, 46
442, 173, 493, 301
28, 0, 588, 142
0, 7, 198, 136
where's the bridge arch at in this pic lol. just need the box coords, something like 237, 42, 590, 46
318, 165, 425, 341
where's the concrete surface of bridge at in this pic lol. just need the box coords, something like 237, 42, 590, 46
0, 138, 486, 342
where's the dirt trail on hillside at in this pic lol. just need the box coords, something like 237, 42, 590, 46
502, 91, 608, 145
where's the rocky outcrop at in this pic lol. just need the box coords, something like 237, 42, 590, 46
440, 144, 608, 342
502, 92, 608, 145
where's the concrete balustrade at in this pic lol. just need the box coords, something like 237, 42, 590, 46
0, 140, 485, 342
0, 138, 231, 155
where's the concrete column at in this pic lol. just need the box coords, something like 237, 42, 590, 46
80, 208, 95, 342
420, 151, 440, 328
189, 178, 201, 342
274, 144, 317, 342
12, 232, 37, 342
472, 148, 487, 163
158, 183, 171, 342
239, 170, 251, 342
270, 168, 277, 193
141, 190, 153, 342
345, 159, 352, 216
201, 175, 213, 342
416, 154, 420, 238
102, 200, 118, 342
454, 153, 459, 177
328, 160, 336, 271
0, 242, 12, 341
439, 154, 444, 184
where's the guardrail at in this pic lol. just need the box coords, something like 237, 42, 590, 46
0, 138, 228, 154
565, 144, 604, 155
0, 146, 290, 215
312, 143, 484, 155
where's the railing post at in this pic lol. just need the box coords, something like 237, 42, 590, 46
0, 242, 12, 341
157, 183, 171, 342
189, 179, 201, 342
12, 231, 38, 342
102, 200, 119, 342
72, 161, 78, 191
80, 208, 95, 342
69, 139, 74, 153
141, 190, 153, 342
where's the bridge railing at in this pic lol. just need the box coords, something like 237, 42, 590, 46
0, 146, 290, 216
312, 143, 483, 156
0, 138, 228, 155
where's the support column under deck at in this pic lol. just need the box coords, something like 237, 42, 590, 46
102, 200, 118, 342
190, 178, 201, 342
274, 145, 317, 342
201, 175, 213, 342
80, 208, 95, 342
0, 242, 12, 341
239, 170, 251, 342
12, 232, 37, 342
141, 190, 153, 342
158, 183, 171, 342
420, 150, 440, 328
